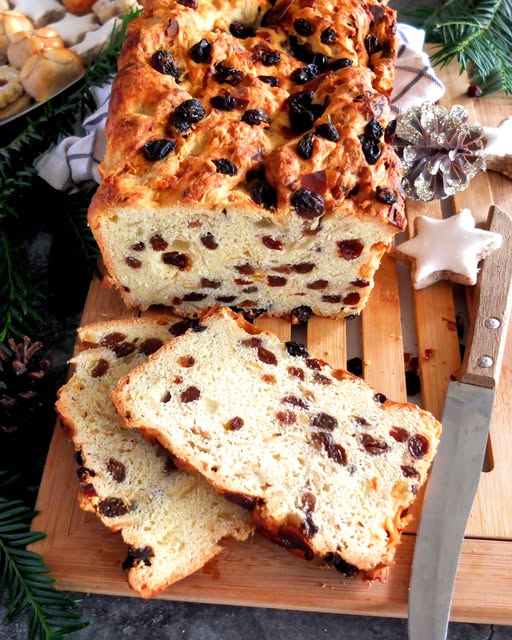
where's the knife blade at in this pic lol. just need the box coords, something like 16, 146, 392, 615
408, 204, 512, 640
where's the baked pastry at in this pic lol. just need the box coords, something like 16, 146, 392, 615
20, 47, 85, 101
0, 10, 33, 59
55, 314, 254, 598
7, 27, 64, 69
62, 0, 97, 16
88, 0, 406, 321
112, 306, 441, 581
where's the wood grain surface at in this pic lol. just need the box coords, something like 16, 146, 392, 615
30, 57, 512, 624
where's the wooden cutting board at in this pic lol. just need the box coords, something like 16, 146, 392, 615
30, 56, 512, 624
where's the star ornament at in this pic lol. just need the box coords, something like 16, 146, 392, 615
395, 209, 503, 290
481, 116, 512, 180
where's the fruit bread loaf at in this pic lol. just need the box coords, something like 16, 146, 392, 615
55, 314, 254, 598
112, 306, 442, 581
88, 0, 406, 321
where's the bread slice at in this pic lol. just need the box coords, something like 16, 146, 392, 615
112, 306, 442, 580
55, 314, 254, 598
88, 0, 406, 320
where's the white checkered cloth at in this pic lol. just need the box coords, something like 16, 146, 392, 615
34, 23, 445, 192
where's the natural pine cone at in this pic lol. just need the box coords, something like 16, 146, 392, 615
392, 101, 486, 201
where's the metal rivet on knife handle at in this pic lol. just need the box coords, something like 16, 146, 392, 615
484, 317, 501, 329
477, 355, 493, 368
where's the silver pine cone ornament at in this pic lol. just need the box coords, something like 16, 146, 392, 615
392, 101, 486, 201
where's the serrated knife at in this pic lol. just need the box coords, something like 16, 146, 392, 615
408, 204, 512, 640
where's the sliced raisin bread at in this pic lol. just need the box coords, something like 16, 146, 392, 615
55, 314, 254, 598
112, 306, 442, 581
88, 0, 405, 321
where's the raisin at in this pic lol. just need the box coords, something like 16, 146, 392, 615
252, 44, 281, 66
311, 412, 337, 430
200, 232, 218, 249
390, 426, 409, 442
285, 341, 309, 357
189, 39, 211, 64
79, 483, 97, 497
229, 22, 255, 38
360, 134, 381, 164
408, 434, 429, 459
315, 123, 339, 141
343, 292, 360, 305
130, 241, 145, 251
162, 252, 190, 269
181, 386, 200, 402
123, 546, 154, 570
177, 355, 195, 368
276, 410, 296, 424
178, 0, 197, 7
327, 58, 353, 71
242, 286, 258, 293
360, 433, 389, 455
311, 53, 329, 71
99, 497, 129, 517
210, 94, 238, 111
235, 278, 253, 285
262, 0, 293, 27
112, 341, 136, 357
125, 256, 142, 268
365, 34, 379, 55
216, 295, 236, 303
373, 392, 387, 404
172, 99, 206, 133
365, 120, 384, 139
213, 158, 238, 175
288, 91, 321, 134
262, 236, 283, 250
235, 263, 255, 275
376, 186, 397, 204
251, 180, 277, 209
297, 132, 314, 159
213, 63, 243, 85
258, 75, 280, 87
291, 305, 312, 324
350, 279, 370, 288
242, 337, 262, 348
337, 239, 363, 260
320, 27, 336, 44
401, 465, 420, 479
325, 553, 358, 577
226, 416, 244, 430
169, 319, 196, 336
282, 395, 309, 409
183, 292, 207, 301
277, 525, 314, 560
224, 492, 256, 510
268, 275, 287, 286
151, 50, 180, 77
313, 372, 331, 385
100, 332, 125, 347
352, 415, 369, 426
258, 346, 278, 365
139, 338, 164, 355
107, 458, 126, 482
200, 278, 221, 289
307, 280, 328, 290
149, 234, 168, 250
294, 18, 313, 35
292, 262, 314, 273
242, 109, 271, 126
143, 138, 177, 161
322, 294, 341, 303
291, 188, 325, 219
291, 63, 319, 85
91, 358, 109, 378
76, 466, 95, 482
288, 366, 305, 380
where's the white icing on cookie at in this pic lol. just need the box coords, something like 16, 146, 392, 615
482, 117, 512, 158
92, 0, 141, 24
9, 0, 65, 27
395, 208, 503, 289
70, 16, 119, 59
46, 11, 99, 46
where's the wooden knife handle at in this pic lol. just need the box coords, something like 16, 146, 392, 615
461, 205, 512, 388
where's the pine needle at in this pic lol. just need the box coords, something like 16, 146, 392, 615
0, 472, 88, 639
399, 0, 512, 95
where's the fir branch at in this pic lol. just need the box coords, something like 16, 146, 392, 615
399, 0, 512, 95
0, 472, 88, 638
